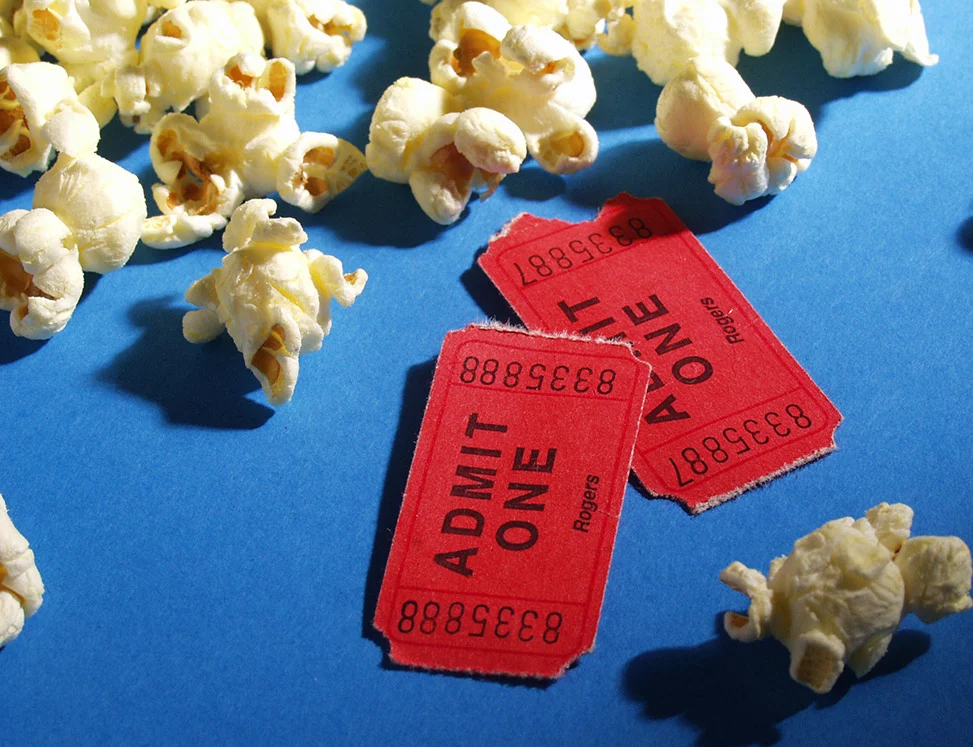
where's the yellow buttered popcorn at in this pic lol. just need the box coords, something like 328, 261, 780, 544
182, 199, 366, 406
721, 503, 973, 694
0, 494, 43, 647
0, 208, 83, 339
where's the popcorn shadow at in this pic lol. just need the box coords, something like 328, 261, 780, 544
459, 246, 522, 328
96, 117, 149, 165
348, 0, 432, 103
0, 327, 45, 364
503, 164, 567, 203
568, 138, 767, 235
322, 174, 449, 248
586, 51, 663, 133
98, 296, 274, 429
0, 171, 37, 205
623, 614, 931, 745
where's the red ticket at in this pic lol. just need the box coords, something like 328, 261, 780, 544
374, 324, 651, 678
478, 195, 841, 513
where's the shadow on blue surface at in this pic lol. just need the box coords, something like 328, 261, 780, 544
623, 616, 930, 745
460, 247, 521, 328
0, 171, 36, 204
98, 296, 273, 428
0, 326, 45, 364
350, 0, 431, 101
957, 215, 973, 252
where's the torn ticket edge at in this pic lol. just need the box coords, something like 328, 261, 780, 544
477, 194, 842, 514
373, 323, 652, 678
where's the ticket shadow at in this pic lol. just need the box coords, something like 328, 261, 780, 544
361, 356, 553, 688
623, 615, 930, 745
98, 296, 273, 429
459, 246, 522, 327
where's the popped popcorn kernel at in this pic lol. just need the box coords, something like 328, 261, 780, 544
0, 61, 100, 176
264, 0, 366, 75
33, 151, 148, 274
182, 198, 367, 406
721, 503, 973, 694
277, 131, 367, 213
0, 207, 82, 339
785, 0, 937, 77
655, 57, 816, 204
0, 494, 43, 646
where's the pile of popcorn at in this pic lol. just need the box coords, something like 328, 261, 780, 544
0, 0, 940, 403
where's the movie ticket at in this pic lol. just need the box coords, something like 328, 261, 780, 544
374, 325, 651, 678
478, 195, 841, 513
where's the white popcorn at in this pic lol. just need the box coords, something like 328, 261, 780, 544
0, 208, 83, 339
654, 55, 753, 160
23, 0, 143, 65
33, 151, 148, 274
0, 22, 41, 68
112, 0, 264, 134
784, 0, 937, 77
0, 61, 100, 176
182, 198, 366, 405
143, 53, 364, 248
277, 131, 367, 213
0, 494, 44, 646
707, 95, 816, 204
599, 0, 784, 85
408, 108, 526, 224
429, 4, 599, 174
721, 503, 973, 694
365, 76, 462, 184
367, 78, 526, 224
655, 58, 815, 204
428, 0, 628, 49
264, 0, 366, 75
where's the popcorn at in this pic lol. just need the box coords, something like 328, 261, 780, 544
783, 0, 937, 77
277, 131, 367, 213
721, 503, 973, 694
264, 0, 366, 75
182, 198, 366, 405
655, 57, 815, 204
143, 53, 364, 248
427, 0, 628, 49
0, 208, 83, 339
366, 77, 526, 224
429, 3, 599, 174
599, 0, 784, 85
22, 0, 143, 66
0, 61, 100, 176
33, 151, 148, 274
707, 95, 816, 205
112, 0, 264, 134
0, 494, 43, 646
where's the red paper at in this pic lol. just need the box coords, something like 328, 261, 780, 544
374, 324, 651, 678
478, 195, 842, 513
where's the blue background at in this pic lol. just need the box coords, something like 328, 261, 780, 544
2, 1, 971, 743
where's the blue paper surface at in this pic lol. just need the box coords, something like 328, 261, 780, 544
2, 1, 972, 743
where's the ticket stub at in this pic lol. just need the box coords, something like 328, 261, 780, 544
478, 194, 841, 513
374, 324, 651, 678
